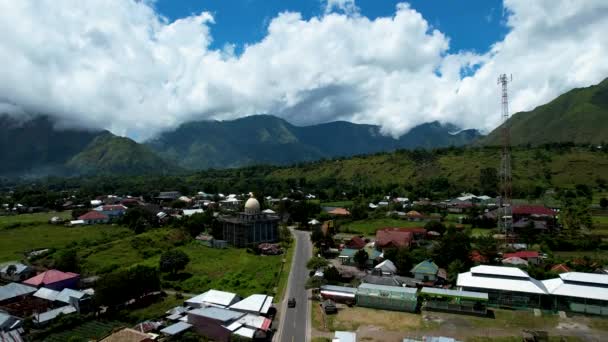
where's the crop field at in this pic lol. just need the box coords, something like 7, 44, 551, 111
340, 218, 425, 235
43, 320, 124, 342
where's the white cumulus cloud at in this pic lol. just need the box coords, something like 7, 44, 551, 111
0, 0, 606, 140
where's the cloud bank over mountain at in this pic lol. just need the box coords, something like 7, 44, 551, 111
0, 0, 606, 140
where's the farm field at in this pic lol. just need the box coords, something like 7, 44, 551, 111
42, 320, 124, 342
339, 218, 426, 235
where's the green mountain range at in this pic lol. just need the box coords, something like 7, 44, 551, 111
0, 115, 174, 177
481, 77, 608, 146
66, 133, 178, 176
146, 115, 481, 169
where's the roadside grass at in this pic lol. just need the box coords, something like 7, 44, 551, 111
466, 337, 584, 342
321, 201, 354, 208
471, 228, 496, 237
340, 218, 424, 235
42, 320, 124, 342
464, 310, 558, 330
0, 224, 132, 261
0, 211, 72, 229
275, 235, 296, 302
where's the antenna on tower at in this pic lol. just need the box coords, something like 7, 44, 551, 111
497, 74, 513, 237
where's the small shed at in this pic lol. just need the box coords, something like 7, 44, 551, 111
374, 260, 397, 274
320, 285, 357, 304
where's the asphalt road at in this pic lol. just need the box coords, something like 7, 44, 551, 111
278, 229, 312, 342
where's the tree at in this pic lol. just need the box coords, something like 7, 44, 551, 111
279, 225, 292, 244
600, 197, 608, 209
5, 264, 16, 277
55, 249, 80, 273
122, 207, 158, 233
433, 227, 471, 268
424, 221, 446, 235
323, 266, 341, 283
95, 265, 160, 307
479, 168, 498, 196
447, 259, 465, 284
159, 249, 190, 275
475, 234, 499, 263
353, 249, 369, 268
306, 256, 328, 270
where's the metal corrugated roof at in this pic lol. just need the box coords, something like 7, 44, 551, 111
0, 283, 37, 302
234, 327, 255, 338
320, 285, 357, 294
186, 289, 238, 307
160, 322, 192, 335
470, 265, 529, 278
33, 288, 60, 301
358, 283, 417, 294
457, 271, 547, 294
559, 272, 608, 285
34, 306, 77, 324
188, 307, 244, 322
542, 277, 608, 301
55, 288, 86, 304
420, 287, 488, 301
229, 294, 274, 314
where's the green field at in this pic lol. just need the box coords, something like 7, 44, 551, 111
340, 218, 425, 235
118, 295, 185, 323
0, 223, 132, 261
0, 211, 72, 229
43, 320, 124, 342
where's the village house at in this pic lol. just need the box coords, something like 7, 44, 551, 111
411, 260, 440, 282
503, 251, 541, 265
23, 270, 80, 291
0, 262, 34, 282
77, 210, 110, 224
93, 204, 127, 219
375, 227, 427, 250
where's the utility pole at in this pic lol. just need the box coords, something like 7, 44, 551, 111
497, 74, 513, 236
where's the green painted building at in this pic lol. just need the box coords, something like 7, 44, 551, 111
356, 283, 418, 312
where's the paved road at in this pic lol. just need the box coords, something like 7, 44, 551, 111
278, 229, 312, 342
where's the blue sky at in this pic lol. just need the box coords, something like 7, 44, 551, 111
155, 0, 508, 55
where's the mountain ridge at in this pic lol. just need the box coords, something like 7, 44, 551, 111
146, 115, 482, 169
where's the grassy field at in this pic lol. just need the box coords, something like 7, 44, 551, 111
118, 295, 185, 323
0, 223, 132, 261
0, 211, 72, 229
340, 218, 425, 235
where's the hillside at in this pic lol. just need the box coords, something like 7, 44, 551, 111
0, 115, 105, 176
481, 78, 608, 146
147, 115, 481, 169
267, 146, 608, 196
67, 133, 178, 175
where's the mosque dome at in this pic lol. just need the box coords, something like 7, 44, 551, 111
244, 197, 261, 214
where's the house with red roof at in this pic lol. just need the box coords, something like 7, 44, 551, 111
503, 251, 540, 265
375, 227, 426, 250
327, 208, 351, 216
94, 204, 127, 219
78, 210, 110, 224
345, 236, 366, 250
550, 264, 571, 274
469, 250, 489, 264
486, 205, 557, 232
23, 270, 80, 291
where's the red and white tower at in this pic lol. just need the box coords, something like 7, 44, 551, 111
497, 74, 513, 235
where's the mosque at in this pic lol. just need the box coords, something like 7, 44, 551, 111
219, 197, 280, 248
